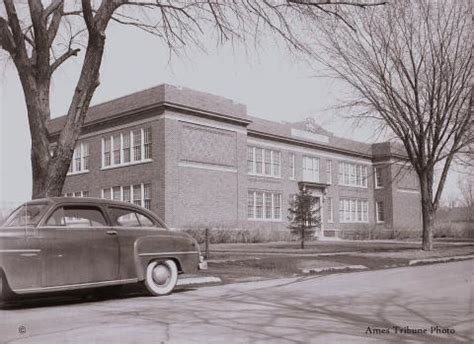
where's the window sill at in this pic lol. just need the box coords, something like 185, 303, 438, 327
101, 159, 152, 171
248, 218, 283, 222
248, 173, 281, 180
377, 221, 385, 224
67, 170, 90, 176
338, 184, 368, 189
375, 186, 384, 189
339, 221, 370, 224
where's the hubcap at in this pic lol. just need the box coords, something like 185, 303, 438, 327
152, 264, 171, 285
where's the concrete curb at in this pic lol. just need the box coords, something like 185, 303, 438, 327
301, 265, 368, 274
177, 276, 222, 286
408, 254, 474, 266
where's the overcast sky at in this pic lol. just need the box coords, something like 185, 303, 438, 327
0, 19, 461, 205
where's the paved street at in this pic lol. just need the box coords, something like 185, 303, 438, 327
1, 260, 472, 344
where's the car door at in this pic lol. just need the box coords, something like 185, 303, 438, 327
107, 206, 163, 280
39, 204, 120, 287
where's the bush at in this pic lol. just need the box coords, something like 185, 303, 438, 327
180, 227, 295, 244
433, 222, 474, 238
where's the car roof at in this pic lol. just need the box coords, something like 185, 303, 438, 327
27, 197, 145, 211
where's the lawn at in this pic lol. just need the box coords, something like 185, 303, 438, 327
198, 240, 474, 284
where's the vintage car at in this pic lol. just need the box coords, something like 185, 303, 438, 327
0, 197, 206, 301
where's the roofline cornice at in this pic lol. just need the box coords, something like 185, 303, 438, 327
247, 129, 374, 160
48, 101, 252, 136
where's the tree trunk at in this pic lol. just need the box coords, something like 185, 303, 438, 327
301, 224, 305, 249
419, 173, 434, 251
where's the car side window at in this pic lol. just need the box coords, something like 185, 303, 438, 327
109, 207, 156, 227
45, 206, 108, 227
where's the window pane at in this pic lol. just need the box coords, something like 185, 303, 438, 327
82, 143, 89, 170
247, 191, 254, 219
4, 203, 46, 227
143, 183, 152, 209
113, 134, 121, 165
255, 148, 263, 174
264, 192, 273, 219
103, 188, 111, 200
46, 207, 107, 227
272, 151, 281, 177
123, 132, 131, 163
113, 186, 121, 201
273, 193, 281, 220
123, 186, 131, 202
109, 207, 141, 227
264, 150, 272, 175
133, 184, 142, 206
247, 147, 254, 174
133, 130, 142, 161
144, 127, 152, 160
137, 213, 154, 227
255, 192, 263, 219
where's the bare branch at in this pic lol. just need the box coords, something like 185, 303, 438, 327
50, 48, 80, 72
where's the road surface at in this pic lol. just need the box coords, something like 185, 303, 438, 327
1, 260, 472, 344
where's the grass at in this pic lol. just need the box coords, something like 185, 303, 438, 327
199, 240, 474, 284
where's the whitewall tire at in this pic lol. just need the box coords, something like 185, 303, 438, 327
144, 260, 178, 296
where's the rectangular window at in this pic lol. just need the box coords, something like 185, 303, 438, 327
143, 183, 151, 209
264, 150, 272, 176
255, 148, 263, 174
113, 186, 121, 201
248, 191, 282, 221
264, 193, 273, 219
74, 146, 82, 172
375, 167, 383, 188
82, 191, 89, 197
247, 147, 255, 174
255, 191, 264, 219
132, 130, 142, 161
103, 138, 111, 167
123, 132, 131, 163
273, 193, 281, 220
102, 188, 111, 200
339, 198, 369, 223
74, 191, 82, 197
68, 142, 89, 174
327, 160, 332, 184
376, 201, 384, 222
122, 186, 131, 202
327, 197, 333, 223
303, 156, 319, 182
133, 184, 142, 206
272, 151, 281, 177
338, 162, 369, 188
113, 134, 121, 165
144, 128, 152, 160
289, 153, 295, 180
247, 146, 281, 178
247, 191, 255, 219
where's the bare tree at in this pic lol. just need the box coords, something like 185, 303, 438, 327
0, 0, 385, 200
316, 0, 472, 250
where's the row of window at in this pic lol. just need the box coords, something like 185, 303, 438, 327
338, 162, 368, 188
339, 198, 369, 223
68, 143, 90, 174
101, 183, 152, 209
247, 147, 282, 177
248, 191, 282, 221
64, 191, 89, 198
102, 127, 152, 168
247, 146, 375, 188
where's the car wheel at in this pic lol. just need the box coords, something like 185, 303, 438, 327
144, 260, 178, 296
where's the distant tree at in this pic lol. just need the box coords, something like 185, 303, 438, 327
316, 0, 472, 250
288, 187, 321, 249
458, 176, 473, 222
0, 0, 385, 200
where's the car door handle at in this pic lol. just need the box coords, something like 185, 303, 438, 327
106, 230, 118, 236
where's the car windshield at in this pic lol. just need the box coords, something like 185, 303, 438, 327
3, 203, 47, 227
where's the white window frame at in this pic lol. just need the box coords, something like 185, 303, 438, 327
338, 162, 368, 188
101, 183, 152, 209
376, 201, 385, 223
327, 197, 333, 223
302, 156, 320, 183
289, 153, 295, 180
327, 160, 332, 184
339, 198, 369, 223
247, 190, 282, 221
375, 167, 384, 189
68, 142, 90, 175
101, 127, 152, 170
247, 146, 281, 178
